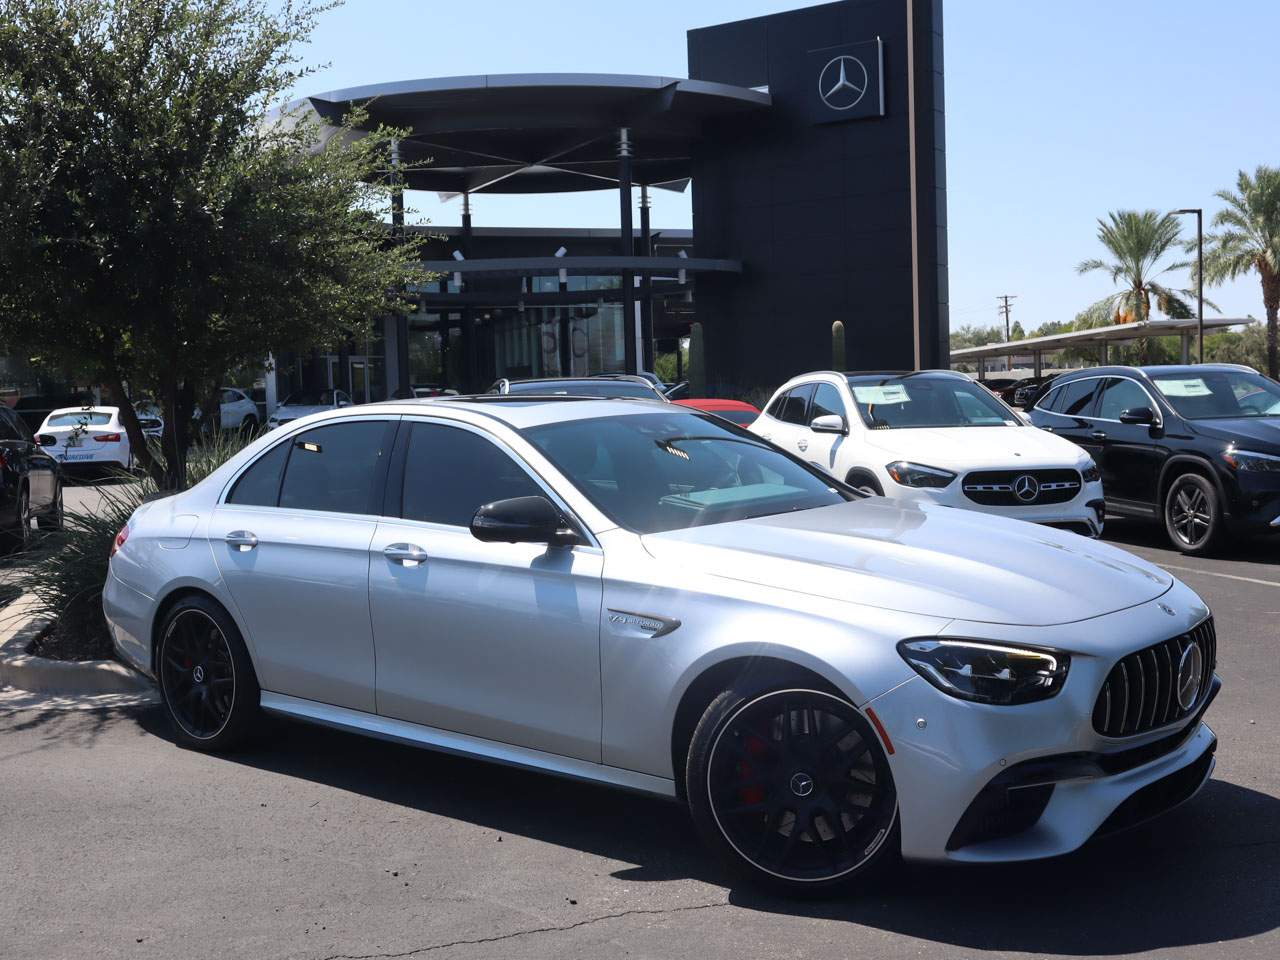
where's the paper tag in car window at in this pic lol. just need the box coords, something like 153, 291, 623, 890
1154, 378, 1211, 397
852, 385, 910, 405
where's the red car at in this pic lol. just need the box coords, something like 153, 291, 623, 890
673, 398, 761, 428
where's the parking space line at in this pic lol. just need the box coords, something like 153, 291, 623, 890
1157, 563, 1280, 589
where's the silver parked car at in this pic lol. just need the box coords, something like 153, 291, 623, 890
104, 397, 1220, 894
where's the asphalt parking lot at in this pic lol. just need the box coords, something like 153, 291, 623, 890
2, 502, 1278, 959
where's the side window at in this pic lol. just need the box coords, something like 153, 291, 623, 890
765, 391, 787, 419
401, 422, 544, 527
1056, 379, 1101, 417
779, 383, 816, 425
221, 390, 238, 405
226, 439, 291, 506
1033, 386, 1060, 413
810, 383, 845, 422
278, 421, 392, 514
1097, 378, 1151, 420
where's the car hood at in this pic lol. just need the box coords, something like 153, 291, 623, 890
642, 499, 1172, 627
862, 424, 1087, 468
1189, 416, 1280, 452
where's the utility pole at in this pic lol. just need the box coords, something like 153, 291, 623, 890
998, 294, 1018, 372
1173, 209, 1204, 363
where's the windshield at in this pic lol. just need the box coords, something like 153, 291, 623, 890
1150, 370, 1280, 420
846, 375, 1019, 429
523, 411, 850, 534
504, 380, 660, 399
46, 410, 112, 427
281, 391, 335, 407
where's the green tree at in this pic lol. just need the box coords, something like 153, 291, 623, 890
1077, 210, 1199, 330
1201, 166, 1280, 378
0, 0, 426, 486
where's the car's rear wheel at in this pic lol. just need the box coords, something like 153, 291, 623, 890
1164, 473, 1222, 554
686, 683, 899, 896
3, 485, 32, 552
157, 595, 259, 751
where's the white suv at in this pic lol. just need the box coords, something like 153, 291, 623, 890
752, 371, 1106, 536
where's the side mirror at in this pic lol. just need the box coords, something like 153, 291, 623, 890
471, 496, 581, 546
810, 414, 847, 435
1118, 406, 1156, 425
36, 434, 55, 446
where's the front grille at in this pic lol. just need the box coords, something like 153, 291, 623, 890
1092, 617, 1217, 738
962, 469, 1081, 506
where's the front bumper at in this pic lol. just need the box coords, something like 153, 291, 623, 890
885, 477, 1106, 537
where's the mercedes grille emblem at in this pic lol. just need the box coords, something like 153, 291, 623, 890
1176, 642, 1204, 711
1012, 474, 1040, 503
818, 55, 869, 111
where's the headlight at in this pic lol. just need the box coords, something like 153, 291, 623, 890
897, 639, 1070, 705
1224, 448, 1280, 472
885, 461, 956, 489
1081, 460, 1101, 483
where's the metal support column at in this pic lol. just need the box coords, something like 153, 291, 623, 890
618, 128, 637, 374
1181, 333, 1191, 364
1101, 341, 1109, 365
639, 185, 654, 372
1033, 351, 1042, 380
390, 138, 411, 398
460, 192, 477, 391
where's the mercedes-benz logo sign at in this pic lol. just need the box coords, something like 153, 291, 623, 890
818, 55, 869, 111
192, 665, 205, 684
1176, 642, 1204, 711
1013, 474, 1040, 503
790, 772, 815, 798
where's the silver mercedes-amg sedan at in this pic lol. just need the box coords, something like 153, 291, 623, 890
103, 397, 1220, 894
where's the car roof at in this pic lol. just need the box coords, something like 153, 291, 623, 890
674, 398, 758, 411
46, 406, 118, 416
321, 395, 681, 430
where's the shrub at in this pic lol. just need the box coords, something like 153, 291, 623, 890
4, 430, 254, 661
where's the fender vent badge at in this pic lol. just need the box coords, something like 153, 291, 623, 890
607, 610, 681, 639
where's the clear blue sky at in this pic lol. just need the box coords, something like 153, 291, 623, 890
287, 0, 1280, 332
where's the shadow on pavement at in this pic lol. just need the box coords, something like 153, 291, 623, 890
1102, 516, 1280, 567
135, 707, 1280, 956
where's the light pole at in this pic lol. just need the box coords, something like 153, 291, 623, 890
1174, 208, 1204, 363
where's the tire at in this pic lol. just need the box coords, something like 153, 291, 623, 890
3, 485, 32, 552
156, 595, 260, 751
686, 680, 900, 896
846, 472, 883, 498
1164, 472, 1222, 555
36, 484, 64, 531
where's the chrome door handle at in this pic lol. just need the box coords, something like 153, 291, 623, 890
1090, 431, 1107, 440
225, 531, 258, 552
384, 542, 428, 566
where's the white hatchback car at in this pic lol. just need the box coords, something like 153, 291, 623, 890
752, 371, 1106, 536
36, 406, 133, 469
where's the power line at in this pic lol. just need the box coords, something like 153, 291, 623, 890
997, 294, 1018, 371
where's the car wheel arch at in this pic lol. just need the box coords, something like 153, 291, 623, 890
668, 654, 854, 802
150, 585, 255, 676
1158, 454, 1230, 518
844, 468, 883, 496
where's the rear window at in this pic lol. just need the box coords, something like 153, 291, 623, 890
778, 384, 815, 424
46, 411, 112, 427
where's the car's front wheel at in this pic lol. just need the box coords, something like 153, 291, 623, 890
157, 595, 260, 751
1164, 472, 1222, 554
686, 682, 899, 896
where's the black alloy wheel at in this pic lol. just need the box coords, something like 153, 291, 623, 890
1164, 473, 1221, 555
688, 685, 899, 894
157, 596, 259, 750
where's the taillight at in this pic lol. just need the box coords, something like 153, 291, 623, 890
110, 525, 129, 558
93, 433, 123, 443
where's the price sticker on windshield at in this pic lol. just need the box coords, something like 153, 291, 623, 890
852, 385, 911, 405
1154, 378, 1212, 397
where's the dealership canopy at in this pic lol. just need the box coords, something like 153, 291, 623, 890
294, 73, 771, 197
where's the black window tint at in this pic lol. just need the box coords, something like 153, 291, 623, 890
0, 410, 18, 441
1057, 379, 1100, 417
779, 384, 816, 425
1097, 378, 1151, 420
810, 383, 845, 421
227, 439, 291, 506
401, 422, 543, 527
765, 392, 786, 418
278, 421, 390, 514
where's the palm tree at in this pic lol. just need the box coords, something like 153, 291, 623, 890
1077, 210, 1199, 331
1202, 166, 1280, 378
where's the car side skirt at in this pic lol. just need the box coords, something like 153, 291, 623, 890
259, 691, 679, 800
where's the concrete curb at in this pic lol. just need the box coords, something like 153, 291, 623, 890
0, 593, 156, 697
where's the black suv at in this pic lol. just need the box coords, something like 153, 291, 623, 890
1027, 364, 1280, 553
1, 405, 64, 550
